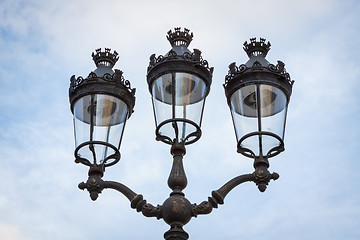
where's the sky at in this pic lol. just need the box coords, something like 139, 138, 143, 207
0, 0, 359, 239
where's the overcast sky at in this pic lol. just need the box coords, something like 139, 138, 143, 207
0, 0, 359, 239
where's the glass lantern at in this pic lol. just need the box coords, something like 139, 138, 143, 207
147, 28, 213, 145
224, 38, 293, 159
69, 48, 135, 167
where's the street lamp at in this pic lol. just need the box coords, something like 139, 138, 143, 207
224, 37, 294, 178
147, 27, 213, 146
69, 28, 293, 240
69, 48, 135, 174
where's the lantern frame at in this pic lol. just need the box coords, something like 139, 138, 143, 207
224, 38, 294, 158
69, 48, 136, 168
147, 28, 213, 145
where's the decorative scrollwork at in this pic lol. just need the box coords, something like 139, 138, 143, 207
156, 55, 164, 63
167, 50, 178, 59
224, 60, 293, 87
124, 80, 131, 89
252, 166, 280, 192
192, 201, 213, 217
239, 64, 247, 72
130, 194, 162, 219
251, 61, 263, 70
156, 134, 174, 145
142, 203, 161, 218
268, 61, 293, 85
224, 63, 249, 87
87, 72, 98, 81
147, 50, 213, 75
78, 174, 105, 201
268, 63, 277, 72
103, 73, 112, 81
70, 75, 84, 90
183, 51, 192, 60
69, 69, 135, 96
200, 59, 209, 69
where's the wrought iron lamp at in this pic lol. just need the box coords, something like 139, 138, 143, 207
147, 28, 213, 146
69, 48, 135, 174
224, 37, 294, 179
69, 28, 293, 240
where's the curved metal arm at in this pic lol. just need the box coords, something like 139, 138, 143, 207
101, 180, 137, 201
213, 173, 255, 204
103, 181, 162, 219
78, 166, 162, 219
192, 167, 279, 217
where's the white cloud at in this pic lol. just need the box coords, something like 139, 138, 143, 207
0, 0, 359, 239
0, 224, 31, 240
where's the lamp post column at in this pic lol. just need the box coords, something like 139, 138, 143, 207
162, 143, 192, 240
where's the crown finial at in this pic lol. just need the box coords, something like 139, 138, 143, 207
243, 38, 271, 58
166, 27, 194, 47
91, 48, 119, 68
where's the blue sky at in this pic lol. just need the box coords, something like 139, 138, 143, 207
0, 0, 359, 239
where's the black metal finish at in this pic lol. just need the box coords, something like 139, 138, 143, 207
162, 143, 191, 239
69, 49, 135, 115
224, 38, 294, 158
77, 143, 279, 240
147, 28, 213, 145
147, 28, 213, 90
69, 33, 293, 240
74, 141, 121, 167
237, 131, 284, 158
224, 38, 294, 102
69, 48, 136, 168
78, 165, 161, 218
155, 118, 202, 145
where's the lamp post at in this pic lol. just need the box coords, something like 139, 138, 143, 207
69, 28, 293, 240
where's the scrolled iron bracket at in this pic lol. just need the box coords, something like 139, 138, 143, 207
192, 162, 279, 217
253, 165, 280, 192
77, 151, 280, 240
78, 165, 162, 220
78, 175, 104, 201
130, 194, 162, 219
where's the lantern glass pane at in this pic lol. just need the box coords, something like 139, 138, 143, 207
229, 84, 288, 157
230, 85, 258, 141
151, 72, 207, 143
73, 94, 129, 164
260, 85, 287, 154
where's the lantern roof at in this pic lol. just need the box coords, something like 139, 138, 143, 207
147, 28, 213, 93
69, 48, 136, 116
224, 38, 294, 103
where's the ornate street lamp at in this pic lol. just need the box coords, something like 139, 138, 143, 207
147, 27, 213, 145
69, 48, 135, 174
224, 37, 294, 176
69, 29, 293, 240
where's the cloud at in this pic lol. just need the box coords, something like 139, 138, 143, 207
0, 0, 360, 239
0, 224, 31, 240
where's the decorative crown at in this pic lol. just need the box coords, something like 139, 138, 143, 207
167, 27, 194, 47
92, 48, 119, 67
243, 38, 271, 58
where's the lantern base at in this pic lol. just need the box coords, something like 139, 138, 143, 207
237, 131, 284, 158
155, 118, 201, 145
74, 141, 120, 168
